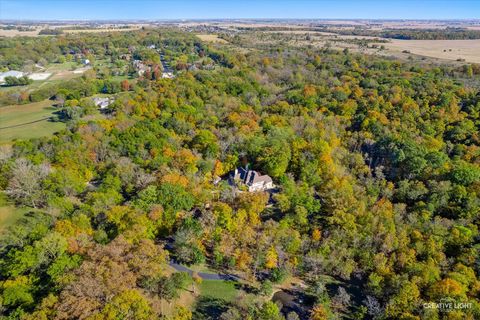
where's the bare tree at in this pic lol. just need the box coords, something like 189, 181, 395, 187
364, 295, 383, 319
332, 286, 351, 310
6, 158, 50, 208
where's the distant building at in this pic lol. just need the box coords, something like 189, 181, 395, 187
93, 97, 114, 109
188, 64, 198, 72
0, 70, 24, 83
213, 176, 222, 185
133, 59, 149, 76
230, 167, 274, 192
161, 72, 174, 79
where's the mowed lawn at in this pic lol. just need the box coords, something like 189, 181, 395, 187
199, 280, 238, 302
0, 193, 28, 232
0, 100, 65, 143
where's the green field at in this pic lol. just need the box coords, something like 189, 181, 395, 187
0, 193, 28, 232
199, 280, 238, 302
0, 100, 66, 143
194, 280, 239, 319
45, 61, 79, 72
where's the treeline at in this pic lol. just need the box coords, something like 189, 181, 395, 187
2, 76, 32, 86
38, 29, 63, 35
317, 27, 480, 40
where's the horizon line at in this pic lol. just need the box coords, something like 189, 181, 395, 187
2, 18, 480, 22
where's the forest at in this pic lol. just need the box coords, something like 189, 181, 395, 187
0, 27, 479, 320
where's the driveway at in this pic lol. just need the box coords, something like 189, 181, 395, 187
168, 260, 240, 281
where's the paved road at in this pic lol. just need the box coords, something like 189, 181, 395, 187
168, 260, 239, 281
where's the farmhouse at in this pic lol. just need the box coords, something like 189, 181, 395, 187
230, 167, 274, 192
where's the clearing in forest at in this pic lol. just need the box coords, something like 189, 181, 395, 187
0, 193, 28, 232
196, 34, 228, 43
0, 100, 65, 143
380, 39, 480, 63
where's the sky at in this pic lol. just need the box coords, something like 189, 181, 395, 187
0, 0, 479, 20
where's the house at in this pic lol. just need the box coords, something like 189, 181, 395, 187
133, 59, 149, 76
93, 97, 114, 109
0, 70, 24, 83
230, 167, 274, 192
161, 71, 174, 79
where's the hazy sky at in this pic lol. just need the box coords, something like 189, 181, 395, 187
0, 0, 479, 20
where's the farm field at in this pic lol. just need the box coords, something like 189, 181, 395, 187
196, 34, 228, 43
381, 39, 480, 63
247, 30, 480, 64
0, 28, 41, 37
63, 26, 144, 33
0, 100, 65, 143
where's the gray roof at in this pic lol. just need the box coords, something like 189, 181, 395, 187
232, 167, 272, 186
93, 97, 114, 109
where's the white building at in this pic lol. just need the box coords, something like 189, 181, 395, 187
93, 97, 114, 109
161, 72, 174, 79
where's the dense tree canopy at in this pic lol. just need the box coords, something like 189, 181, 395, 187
1, 28, 480, 320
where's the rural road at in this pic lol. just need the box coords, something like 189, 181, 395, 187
168, 260, 240, 281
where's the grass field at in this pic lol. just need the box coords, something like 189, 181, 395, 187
0, 100, 65, 143
0, 62, 82, 94
0, 28, 41, 37
0, 193, 28, 232
381, 39, 480, 63
196, 34, 228, 43
45, 61, 79, 72
198, 280, 238, 302
47, 62, 88, 81
194, 280, 239, 319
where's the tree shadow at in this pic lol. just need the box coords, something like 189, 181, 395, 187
234, 282, 257, 294
192, 297, 230, 320
50, 109, 69, 122
273, 288, 313, 319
